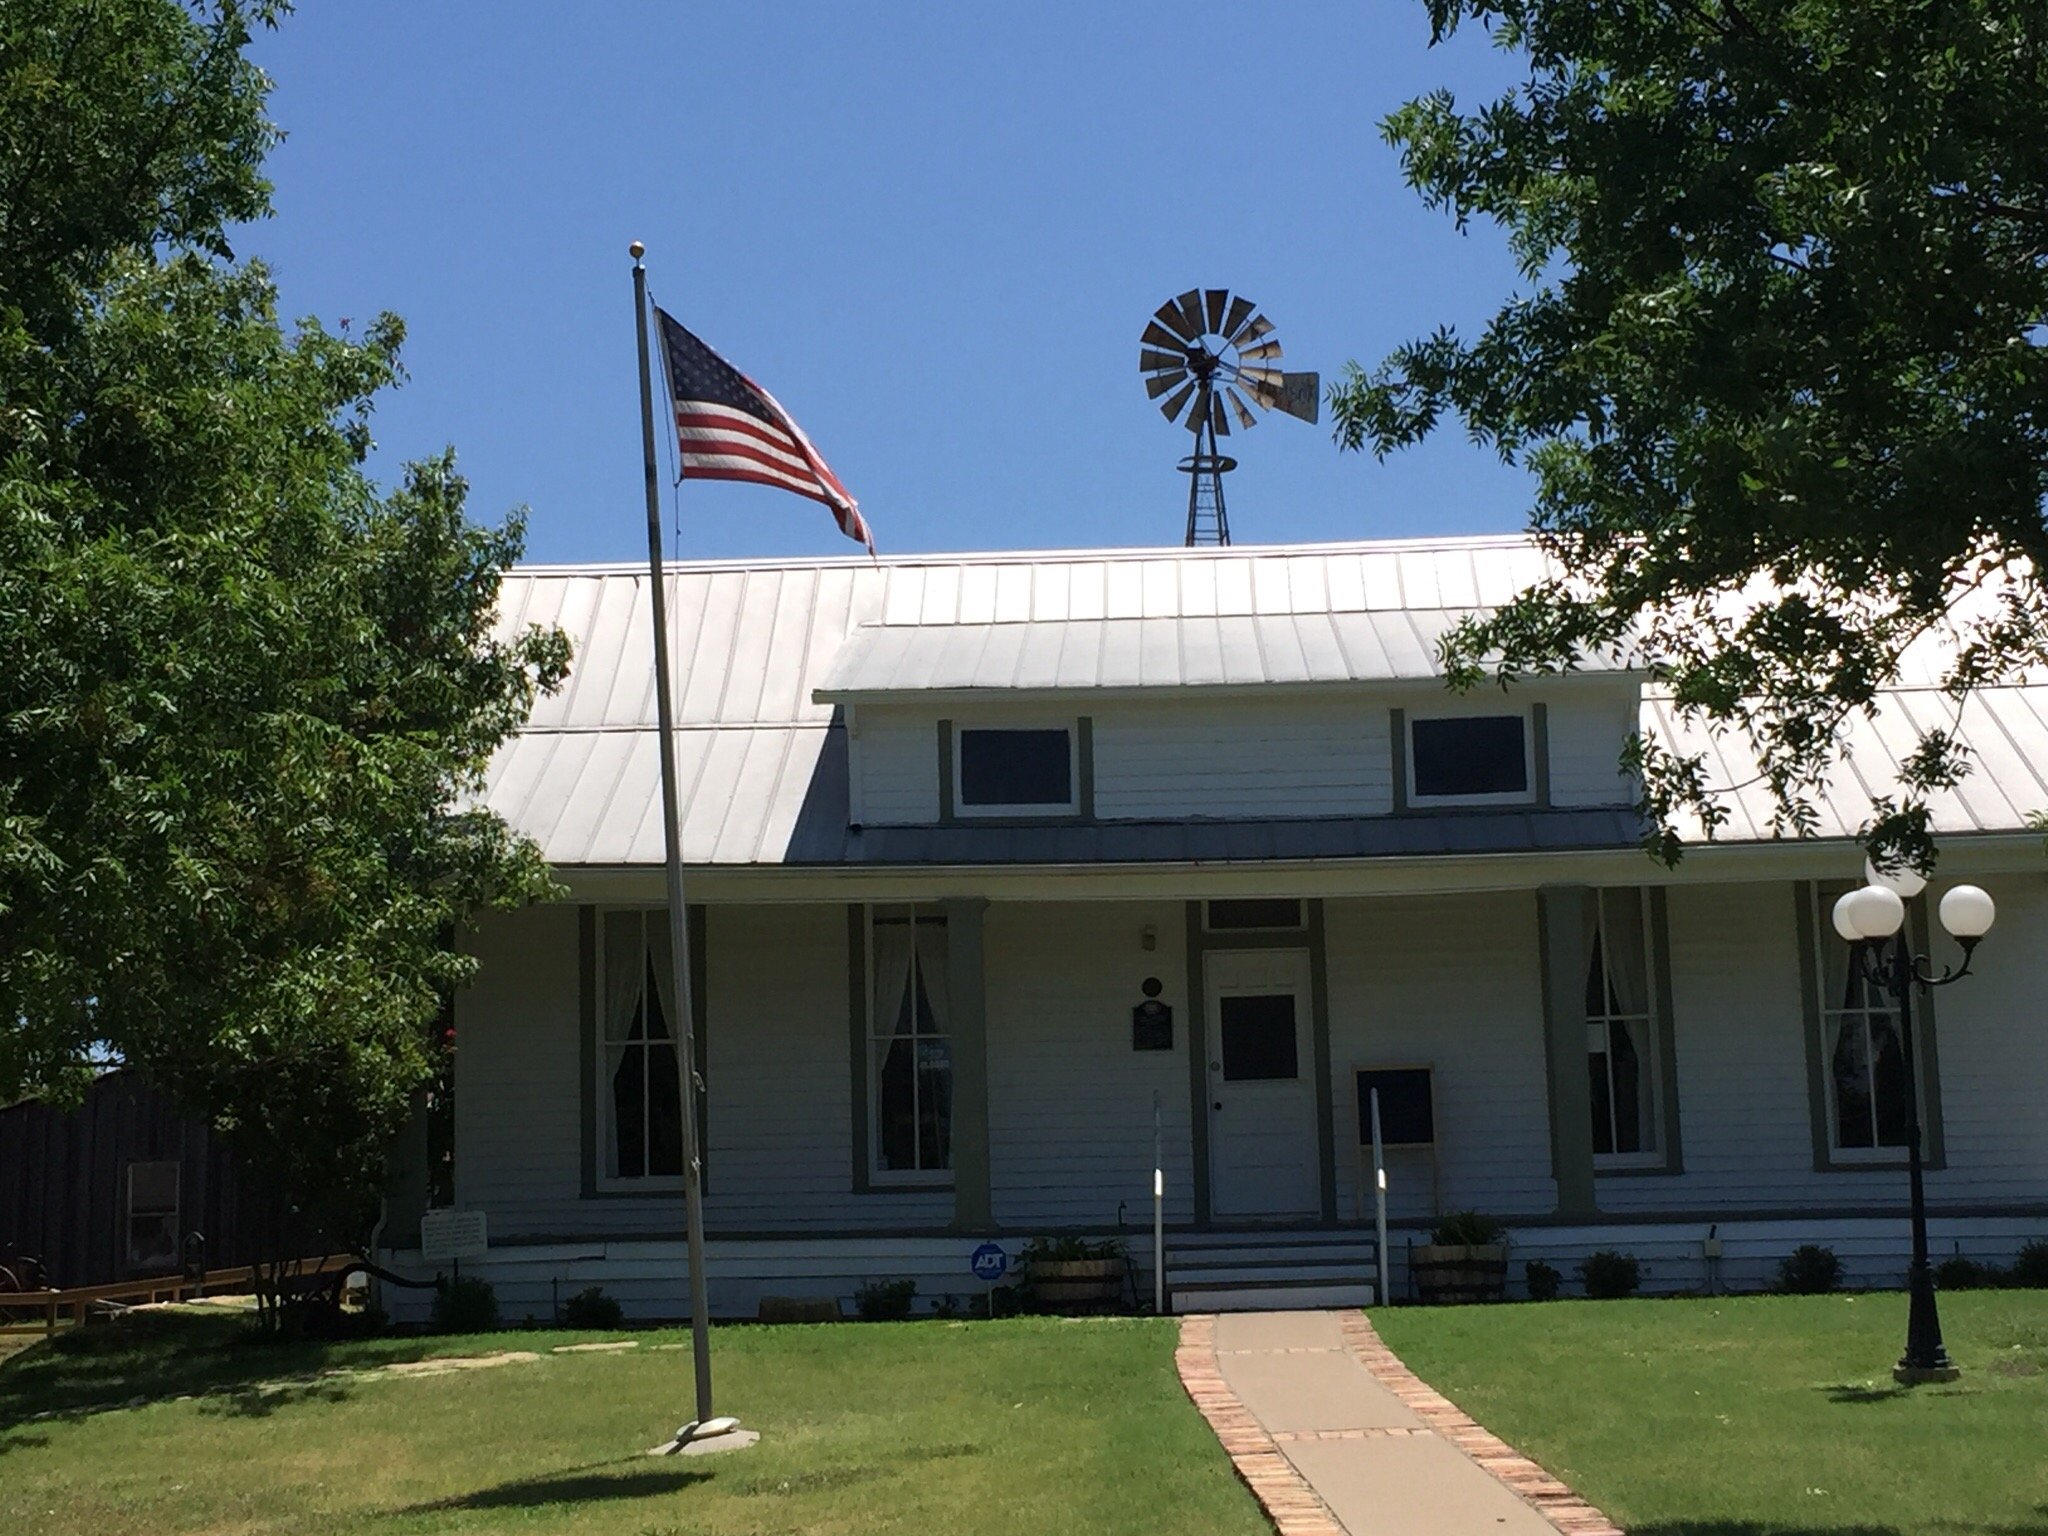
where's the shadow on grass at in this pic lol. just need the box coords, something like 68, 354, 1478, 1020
0, 1310, 440, 1431
401, 1460, 711, 1512
197, 1378, 353, 1419
1822, 1382, 1911, 1405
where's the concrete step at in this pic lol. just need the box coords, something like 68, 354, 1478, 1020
1171, 1278, 1376, 1313
1166, 1258, 1375, 1286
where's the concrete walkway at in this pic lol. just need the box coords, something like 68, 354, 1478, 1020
1177, 1311, 1622, 1536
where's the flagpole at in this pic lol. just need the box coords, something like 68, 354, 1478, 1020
631, 240, 716, 1433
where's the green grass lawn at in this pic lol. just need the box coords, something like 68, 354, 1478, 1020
0, 1311, 1266, 1536
1374, 1289, 2048, 1536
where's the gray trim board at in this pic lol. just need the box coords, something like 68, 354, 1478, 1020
1184, 902, 1210, 1226
847, 904, 870, 1195
1531, 701, 1551, 808
1389, 707, 1408, 812
1076, 715, 1095, 819
942, 897, 992, 1230
578, 906, 597, 1199
936, 720, 955, 823
1307, 899, 1337, 1223
1537, 886, 1598, 1218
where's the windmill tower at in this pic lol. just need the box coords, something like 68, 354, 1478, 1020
1140, 288, 1320, 546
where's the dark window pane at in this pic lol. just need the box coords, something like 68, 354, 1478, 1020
1609, 1020, 1643, 1154
1870, 1017, 1911, 1148
1411, 715, 1528, 798
1584, 931, 1608, 1018
1588, 1049, 1614, 1156
877, 1038, 918, 1170
612, 1035, 646, 1175
1220, 994, 1299, 1080
1206, 899, 1304, 931
917, 1037, 952, 1169
645, 1043, 683, 1176
958, 728, 1072, 807
1832, 1019, 1874, 1148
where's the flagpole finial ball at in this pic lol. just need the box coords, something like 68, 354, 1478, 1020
629, 240, 645, 261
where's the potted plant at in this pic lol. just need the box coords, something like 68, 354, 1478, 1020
1021, 1236, 1127, 1309
1412, 1211, 1509, 1303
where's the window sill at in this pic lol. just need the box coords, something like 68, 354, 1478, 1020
1594, 1158, 1678, 1178
589, 1178, 688, 1198
863, 1176, 955, 1193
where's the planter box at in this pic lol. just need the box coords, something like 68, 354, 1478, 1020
1412, 1243, 1507, 1304
1028, 1258, 1123, 1307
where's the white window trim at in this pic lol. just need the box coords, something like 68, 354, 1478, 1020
594, 909, 685, 1194
866, 907, 954, 1187
1405, 703, 1537, 807
951, 721, 1080, 818
1586, 888, 1665, 1170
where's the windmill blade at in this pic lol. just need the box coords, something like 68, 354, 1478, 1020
1159, 377, 1200, 424
1204, 289, 1229, 334
1141, 347, 1190, 375
1234, 315, 1274, 348
1152, 300, 1198, 343
1274, 371, 1322, 424
1222, 295, 1257, 340
1225, 387, 1258, 431
1209, 391, 1230, 436
1144, 368, 1189, 399
1173, 289, 1206, 339
1239, 370, 1284, 409
1142, 321, 1191, 354
1238, 338, 1285, 363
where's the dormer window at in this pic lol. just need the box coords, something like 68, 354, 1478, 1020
952, 724, 1080, 817
1407, 711, 1533, 804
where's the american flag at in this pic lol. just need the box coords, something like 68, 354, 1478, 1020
655, 307, 871, 551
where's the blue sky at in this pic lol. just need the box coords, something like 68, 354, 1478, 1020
250, 4, 1535, 566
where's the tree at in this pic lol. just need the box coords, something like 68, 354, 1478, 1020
1334, 2, 2048, 866
0, 0, 570, 1274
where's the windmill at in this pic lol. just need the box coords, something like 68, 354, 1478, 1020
1140, 288, 1319, 546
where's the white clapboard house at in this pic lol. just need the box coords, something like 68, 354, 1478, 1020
377, 535, 2048, 1317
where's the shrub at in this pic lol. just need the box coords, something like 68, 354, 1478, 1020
561, 1286, 624, 1329
854, 1278, 918, 1320
1935, 1255, 2002, 1291
1778, 1245, 1844, 1295
1524, 1259, 1562, 1301
1577, 1250, 1642, 1300
432, 1275, 500, 1333
1431, 1210, 1508, 1247
1019, 1235, 1126, 1264
2010, 1240, 2048, 1289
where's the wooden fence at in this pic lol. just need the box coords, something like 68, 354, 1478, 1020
0, 1254, 355, 1337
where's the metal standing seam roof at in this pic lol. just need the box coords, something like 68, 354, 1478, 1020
481, 537, 2048, 868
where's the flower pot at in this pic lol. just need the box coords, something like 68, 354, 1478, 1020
1028, 1258, 1123, 1307
1412, 1243, 1508, 1304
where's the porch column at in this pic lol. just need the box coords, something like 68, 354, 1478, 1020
1536, 886, 1598, 1220
942, 898, 993, 1230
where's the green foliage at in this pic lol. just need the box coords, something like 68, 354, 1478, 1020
853, 1278, 918, 1320
1576, 1250, 1641, 1299
1019, 1235, 1127, 1264
1777, 1244, 1844, 1295
1524, 1259, 1562, 1301
560, 1287, 623, 1329
1337, 3, 2048, 866
2012, 1240, 2048, 1288
1936, 1254, 2004, 1291
0, 1, 568, 1256
1431, 1210, 1508, 1247
431, 1276, 499, 1334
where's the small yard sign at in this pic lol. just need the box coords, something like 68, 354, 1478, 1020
969, 1241, 1009, 1283
420, 1207, 489, 1266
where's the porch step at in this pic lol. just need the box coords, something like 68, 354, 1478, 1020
1165, 1232, 1378, 1314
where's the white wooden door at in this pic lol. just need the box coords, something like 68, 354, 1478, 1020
1204, 949, 1319, 1220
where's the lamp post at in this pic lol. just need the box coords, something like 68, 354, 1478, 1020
1830, 864, 1996, 1386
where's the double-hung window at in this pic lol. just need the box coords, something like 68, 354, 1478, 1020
952, 725, 1078, 816
867, 906, 952, 1181
598, 910, 686, 1185
1810, 882, 1930, 1161
1585, 889, 1664, 1168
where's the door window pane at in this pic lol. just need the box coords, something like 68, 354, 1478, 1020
1410, 715, 1528, 798
1220, 994, 1299, 1080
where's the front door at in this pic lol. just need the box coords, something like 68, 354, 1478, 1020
1204, 949, 1319, 1220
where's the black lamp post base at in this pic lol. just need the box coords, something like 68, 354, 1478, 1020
1893, 1362, 1961, 1386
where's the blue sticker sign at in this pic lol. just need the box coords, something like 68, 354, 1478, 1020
969, 1241, 1009, 1283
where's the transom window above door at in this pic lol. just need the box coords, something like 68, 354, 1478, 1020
1407, 713, 1532, 803
952, 725, 1078, 815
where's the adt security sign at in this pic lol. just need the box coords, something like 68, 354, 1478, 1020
969, 1241, 1009, 1283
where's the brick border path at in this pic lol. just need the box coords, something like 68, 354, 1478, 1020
1175, 1311, 1624, 1536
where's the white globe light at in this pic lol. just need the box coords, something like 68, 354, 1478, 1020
1864, 857, 1927, 900
1849, 884, 1906, 939
1832, 890, 1866, 942
1938, 884, 1996, 940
